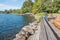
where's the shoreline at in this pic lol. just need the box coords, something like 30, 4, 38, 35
13, 14, 39, 40
13, 21, 38, 40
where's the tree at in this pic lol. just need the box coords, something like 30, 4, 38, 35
32, 0, 42, 14
42, 0, 60, 13
22, 0, 33, 13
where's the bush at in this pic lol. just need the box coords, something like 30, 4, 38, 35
35, 12, 44, 22
58, 10, 60, 14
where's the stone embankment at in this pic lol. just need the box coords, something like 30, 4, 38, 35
13, 21, 39, 40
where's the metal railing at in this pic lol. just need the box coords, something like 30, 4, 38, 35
39, 13, 60, 40
39, 17, 57, 40
27, 13, 60, 40
28, 12, 60, 40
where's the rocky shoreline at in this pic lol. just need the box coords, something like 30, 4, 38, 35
13, 21, 39, 40
13, 13, 39, 40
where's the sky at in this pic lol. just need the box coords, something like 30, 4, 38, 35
0, 0, 25, 11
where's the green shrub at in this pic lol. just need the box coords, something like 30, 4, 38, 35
35, 12, 44, 22
58, 10, 60, 14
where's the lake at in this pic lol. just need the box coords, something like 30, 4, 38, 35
0, 14, 34, 40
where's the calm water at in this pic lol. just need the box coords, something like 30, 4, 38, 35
0, 14, 32, 40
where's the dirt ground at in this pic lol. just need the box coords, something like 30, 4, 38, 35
48, 14, 60, 29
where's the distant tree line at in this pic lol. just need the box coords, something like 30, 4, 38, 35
0, 0, 60, 14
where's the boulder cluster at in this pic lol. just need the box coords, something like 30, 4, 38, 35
13, 21, 38, 40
